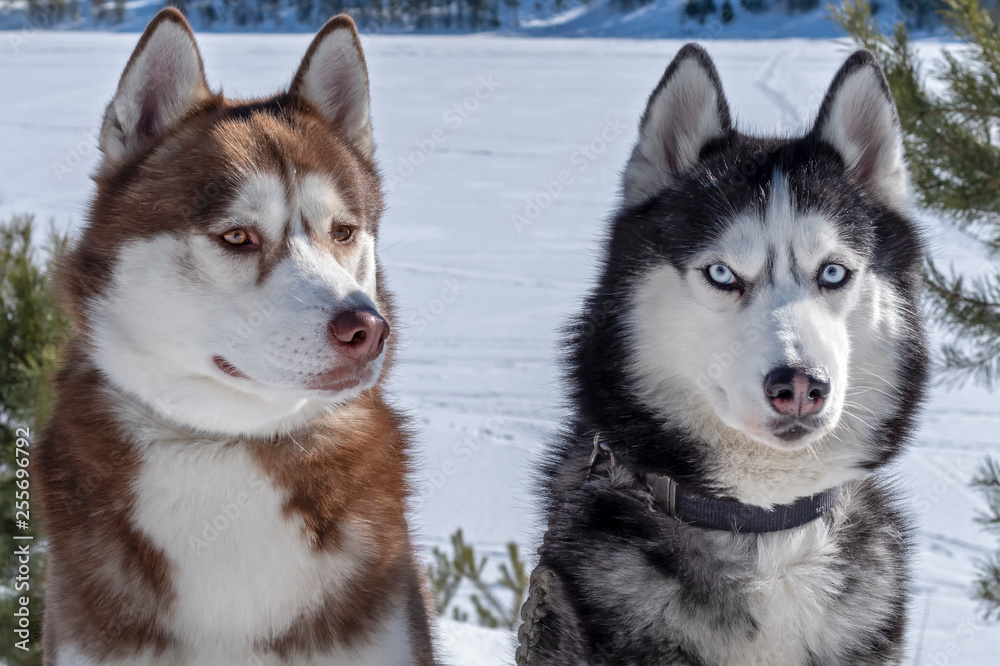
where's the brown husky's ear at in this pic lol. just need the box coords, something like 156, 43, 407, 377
99, 8, 210, 170
290, 16, 374, 160
810, 50, 909, 212
622, 43, 732, 206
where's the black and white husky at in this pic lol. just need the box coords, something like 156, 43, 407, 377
517, 45, 928, 665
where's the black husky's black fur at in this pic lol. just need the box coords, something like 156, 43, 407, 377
518, 46, 928, 666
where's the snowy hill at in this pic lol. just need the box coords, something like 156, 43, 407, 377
0, 0, 949, 37
519, 0, 844, 38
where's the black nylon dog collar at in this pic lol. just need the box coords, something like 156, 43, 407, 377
588, 435, 841, 533
644, 472, 841, 533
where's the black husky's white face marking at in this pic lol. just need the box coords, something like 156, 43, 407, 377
587, 45, 927, 500
629, 172, 903, 451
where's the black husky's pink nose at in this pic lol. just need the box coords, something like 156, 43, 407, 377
764, 366, 830, 417
328, 308, 390, 362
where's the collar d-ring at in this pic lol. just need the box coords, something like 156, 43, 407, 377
587, 433, 616, 478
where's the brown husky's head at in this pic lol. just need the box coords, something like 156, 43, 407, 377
61, 9, 392, 437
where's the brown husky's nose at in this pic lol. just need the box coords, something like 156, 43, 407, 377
764, 366, 830, 417
328, 308, 390, 362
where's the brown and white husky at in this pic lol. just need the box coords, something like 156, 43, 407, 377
35, 9, 436, 665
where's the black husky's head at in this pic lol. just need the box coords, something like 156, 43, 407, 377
569, 45, 928, 505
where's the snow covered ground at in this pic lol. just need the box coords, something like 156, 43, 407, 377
2, 33, 999, 663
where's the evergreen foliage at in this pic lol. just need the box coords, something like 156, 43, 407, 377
721, 0, 735, 21
833, 0, 1000, 620
0, 215, 71, 665
684, 0, 717, 23
833, 0, 1000, 390
972, 458, 1000, 620
787, 0, 819, 13
504, 0, 519, 26
427, 528, 529, 629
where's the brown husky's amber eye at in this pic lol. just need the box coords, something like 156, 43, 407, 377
223, 229, 250, 246
333, 226, 355, 243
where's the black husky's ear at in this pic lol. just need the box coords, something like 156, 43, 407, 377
811, 50, 909, 211
623, 44, 732, 206
290, 16, 374, 160
99, 8, 211, 170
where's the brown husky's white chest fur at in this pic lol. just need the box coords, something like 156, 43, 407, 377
36, 9, 434, 665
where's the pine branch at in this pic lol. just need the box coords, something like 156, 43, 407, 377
427, 546, 463, 614
925, 262, 1000, 388
470, 594, 500, 628
976, 555, 1000, 620
497, 541, 529, 627
917, 108, 1000, 121
930, 133, 1000, 196
972, 457, 1000, 531
443, 530, 508, 623
972, 457, 1000, 619
426, 529, 528, 629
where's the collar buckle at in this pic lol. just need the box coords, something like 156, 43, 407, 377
645, 473, 678, 519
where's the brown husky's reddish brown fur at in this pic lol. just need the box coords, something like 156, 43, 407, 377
35, 9, 435, 664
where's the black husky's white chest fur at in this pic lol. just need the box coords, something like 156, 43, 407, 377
518, 45, 927, 665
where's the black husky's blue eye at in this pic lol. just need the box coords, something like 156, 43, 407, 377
707, 263, 737, 287
819, 263, 849, 288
